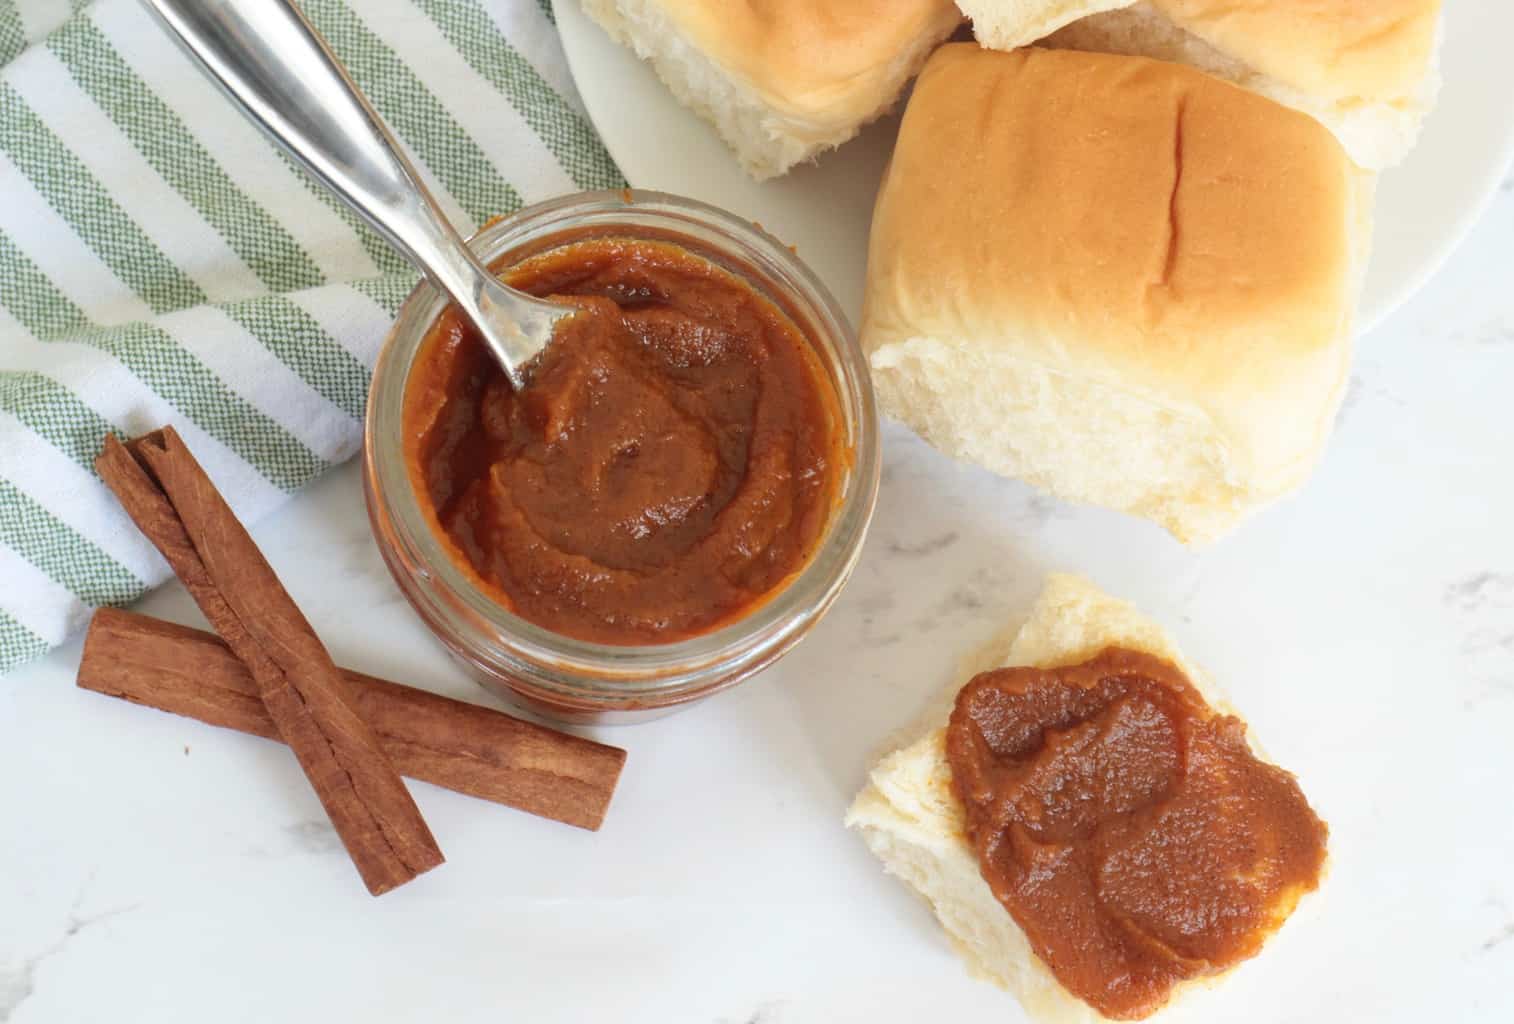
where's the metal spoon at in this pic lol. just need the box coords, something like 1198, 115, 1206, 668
143, 0, 569, 391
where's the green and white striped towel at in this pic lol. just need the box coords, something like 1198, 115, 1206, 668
0, 0, 623, 674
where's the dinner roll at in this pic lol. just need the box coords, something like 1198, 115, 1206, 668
580, 0, 962, 180
846, 573, 1325, 1022
861, 45, 1373, 544
1032, 0, 1444, 169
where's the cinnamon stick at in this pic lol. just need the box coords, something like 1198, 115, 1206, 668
96, 429, 442, 895
78, 609, 626, 830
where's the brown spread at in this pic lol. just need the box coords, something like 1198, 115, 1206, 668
402, 237, 843, 645
945, 647, 1328, 1020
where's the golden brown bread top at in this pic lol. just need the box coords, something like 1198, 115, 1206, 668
1149, 0, 1442, 102
862, 44, 1367, 492
652, 0, 962, 119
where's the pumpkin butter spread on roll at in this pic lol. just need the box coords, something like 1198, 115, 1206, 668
847, 574, 1329, 1022
861, 45, 1374, 544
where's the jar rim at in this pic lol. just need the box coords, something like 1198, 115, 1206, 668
363, 189, 880, 703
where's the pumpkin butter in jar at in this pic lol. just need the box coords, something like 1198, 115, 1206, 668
364, 193, 878, 722
402, 236, 846, 645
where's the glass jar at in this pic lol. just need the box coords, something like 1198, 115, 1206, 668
363, 190, 880, 724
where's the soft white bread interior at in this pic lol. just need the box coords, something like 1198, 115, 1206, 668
861, 45, 1374, 544
580, 0, 962, 180
845, 573, 1299, 1022
949, 0, 1132, 53
1037, 0, 1444, 169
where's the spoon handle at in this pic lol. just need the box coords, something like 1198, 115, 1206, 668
143, 0, 552, 387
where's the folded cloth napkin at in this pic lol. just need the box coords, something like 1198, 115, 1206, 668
0, 0, 623, 673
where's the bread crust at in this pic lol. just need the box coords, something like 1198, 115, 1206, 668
642, 0, 963, 119
1146, 0, 1442, 105
581, 0, 962, 177
1041, 2, 1443, 168
861, 45, 1371, 541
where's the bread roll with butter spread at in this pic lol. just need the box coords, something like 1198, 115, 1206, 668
580, 0, 962, 179
846, 573, 1328, 1021
861, 45, 1374, 544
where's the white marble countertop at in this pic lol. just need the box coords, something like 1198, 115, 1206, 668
4, 171, 1513, 1022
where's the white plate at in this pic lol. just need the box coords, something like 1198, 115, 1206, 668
555, 0, 1514, 334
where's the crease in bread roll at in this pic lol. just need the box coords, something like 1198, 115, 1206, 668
957, 0, 1444, 169
845, 573, 1325, 1022
581, 0, 962, 180
861, 45, 1374, 544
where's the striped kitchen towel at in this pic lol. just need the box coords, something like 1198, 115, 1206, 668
0, 0, 623, 673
